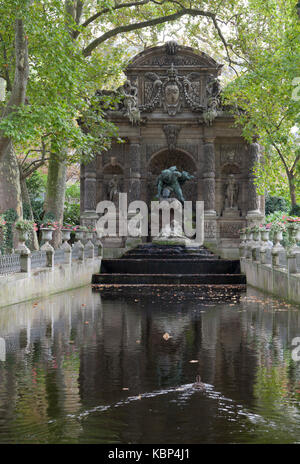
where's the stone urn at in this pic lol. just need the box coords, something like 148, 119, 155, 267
296, 225, 300, 243
252, 230, 260, 241
246, 230, 253, 242
273, 230, 283, 246
85, 231, 93, 241
287, 222, 298, 246
239, 231, 246, 242
75, 229, 85, 241
15, 229, 31, 255
260, 228, 270, 242
61, 229, 72, 243
17, 229, 29, 244
40, 228, 55, 244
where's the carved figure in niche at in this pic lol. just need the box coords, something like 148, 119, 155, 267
108, 175, 119, 204
117, 79, 140, 123
156, 166, 194, 203
224, 174, 238, 209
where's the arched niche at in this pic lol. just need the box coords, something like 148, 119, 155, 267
218, 163, 242, 214
147, 148, 198, 202
103, 163, 124, 201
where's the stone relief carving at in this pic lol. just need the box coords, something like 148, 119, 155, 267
84, 179, 96, 211
96, 79, 140, 124
163, 125, 181, 152
220, 222, 244, 238
202, 75, 222, 126
141, 55, 210, 66
141, 64, 205, 116
220, 144, 242, 167
117, 79, 140, 124
204, 221, 217, 239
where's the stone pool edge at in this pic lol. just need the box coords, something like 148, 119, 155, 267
0, 257, 101, 309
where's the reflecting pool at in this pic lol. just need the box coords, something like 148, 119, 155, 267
0, 285, 299, 444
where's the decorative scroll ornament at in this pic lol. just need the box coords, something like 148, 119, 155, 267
163, 124, 181, 153
165, 40, 178, 55
96, 80, 141, 124
141, 64, 206, 116
202, 74, 222, 126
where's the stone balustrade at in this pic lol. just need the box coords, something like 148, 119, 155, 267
0, 238, 102, 277
239, 224, 300, 304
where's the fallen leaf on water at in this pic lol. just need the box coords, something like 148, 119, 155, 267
163, 333, 172, 341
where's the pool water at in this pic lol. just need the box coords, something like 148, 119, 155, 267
0, 285, 299, 444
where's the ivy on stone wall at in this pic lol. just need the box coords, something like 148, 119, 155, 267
3, 209, 18, 253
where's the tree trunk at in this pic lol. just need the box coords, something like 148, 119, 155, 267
20, 168, 39, 250
0, 145, 22, 217
288, 172, 297, 208
44, 152, 67, 248
0, 19, 29, 162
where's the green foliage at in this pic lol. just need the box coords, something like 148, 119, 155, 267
25, 171, 47, 223
3, 209, 18, 252
65, 183, 80, 200
222, 0, 300, 205
265, 211, 289, 225
290, 204, 300, 216
64, 181, 80, 225
63, 203, 80, 226
265, 195, 289, 215
15, 219, 35, 232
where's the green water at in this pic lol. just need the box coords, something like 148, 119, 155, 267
0, 286, 299, 444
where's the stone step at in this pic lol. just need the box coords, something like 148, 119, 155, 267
100, 258, 241, 275
92, 273, 246, 285
121, 254, 218, 260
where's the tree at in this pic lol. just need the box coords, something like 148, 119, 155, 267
0, 0, 239, 223
221, 0, 300, 208
1, 0, 299, 227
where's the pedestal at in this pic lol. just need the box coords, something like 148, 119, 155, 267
152, 198, 194, 247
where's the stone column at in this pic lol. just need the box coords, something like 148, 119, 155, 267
203, 137, 217, 243
246, 140, 264, 226
127, 137, 141, 204
81, 159, 98, 227
126, 137, 142, 247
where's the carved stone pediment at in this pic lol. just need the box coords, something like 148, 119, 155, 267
127, 42, 221, 69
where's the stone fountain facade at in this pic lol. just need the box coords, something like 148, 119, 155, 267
80, 42, 264, 257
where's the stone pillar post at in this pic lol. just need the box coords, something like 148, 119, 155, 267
246, 141, 264, 226
81, 159, 98, 228
41, 242, 54, 269
61, 240, 72, 265
203, 137, 217, 243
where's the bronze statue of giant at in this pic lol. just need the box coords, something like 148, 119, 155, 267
156, 166, 194, 203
